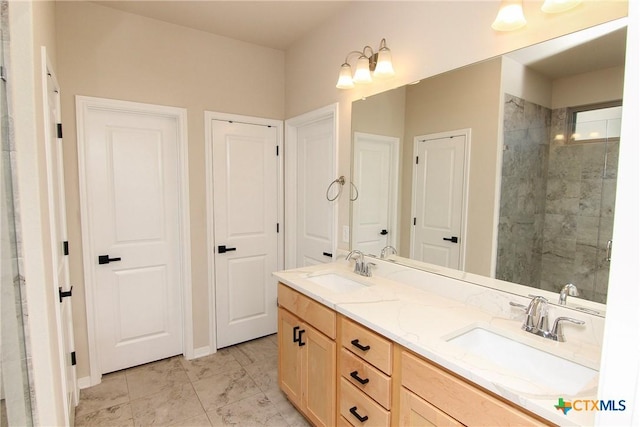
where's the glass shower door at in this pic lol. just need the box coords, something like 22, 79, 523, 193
1, 4, 34, 425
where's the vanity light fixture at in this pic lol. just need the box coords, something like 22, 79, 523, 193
492, 0, 583, 31
492, 0, 527, 31
336, 38, 395, 89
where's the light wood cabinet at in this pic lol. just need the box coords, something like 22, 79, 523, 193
278, 285, 336, 427
400, 350, 550, 426
338, 316, 392, 426
399, 388, 463, 427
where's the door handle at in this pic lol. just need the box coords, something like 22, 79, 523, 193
443, 236, 459, 243
322, 251, 333, 258
380, 229, 388, 235
98, 255, 122, 264
58, 286, 73, 303
218, 245, 237, 254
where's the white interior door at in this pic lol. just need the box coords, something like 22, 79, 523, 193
295, 116, 335, 266
43, 55, 77, 423
79, 100, 184, 374
412, 132, 467, 269
352, 132, 399, 256
212, 119, 279, 349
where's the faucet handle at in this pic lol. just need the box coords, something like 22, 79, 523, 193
550, 317, 585, 342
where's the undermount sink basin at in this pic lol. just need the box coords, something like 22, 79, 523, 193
306, 273, 369, 293
447, 327, 597, 395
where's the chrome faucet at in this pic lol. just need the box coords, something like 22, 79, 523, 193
346, 250, 375, 277
558, 283, 579, 305
380, 245, 397, 259
510, 295, 585, 342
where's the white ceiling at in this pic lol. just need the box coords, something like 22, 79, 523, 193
94, 1, 352, 50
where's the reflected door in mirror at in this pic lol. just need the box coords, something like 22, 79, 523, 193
352, 132, 399, 256
412, 132, 467, 269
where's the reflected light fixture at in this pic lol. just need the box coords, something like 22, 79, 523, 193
336, 38, 395, 89
493, 0, 583, 32
541, 0, 582, 14
492, 0, 527, 31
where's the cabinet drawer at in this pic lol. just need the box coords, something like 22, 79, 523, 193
340, 348, 391, 410
337, 416, 353, 427
399, 387, 463, 427
340, 378, 390, 427
278, 283, 336, 339
401, 351, 548, 426
340, 317, 392, 375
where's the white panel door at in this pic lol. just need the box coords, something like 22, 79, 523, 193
296, 117, 335, 266
83, 106, 183, 373
212, 120, 278, 349
352, 132, 399, 256
44, 62, 77, 422
412, 134, 466, 268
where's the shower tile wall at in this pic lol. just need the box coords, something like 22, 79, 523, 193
497, 94, 550, 288
498, 94, 617, 304
540, 108, 617, 303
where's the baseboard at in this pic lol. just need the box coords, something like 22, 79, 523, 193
77, 376, 94, 390
191, 346, 213, 359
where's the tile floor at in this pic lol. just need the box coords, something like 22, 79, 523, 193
75, 334, 310, 426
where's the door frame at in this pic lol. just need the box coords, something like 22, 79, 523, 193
76, 96, 192, 386
352, 131, 400, 253
284, 103, 339, 269
41, 47, 77, 423
410, 128, 471, 270
204, 111, 284, 353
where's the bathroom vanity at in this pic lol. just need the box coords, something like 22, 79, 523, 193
274, 257, 603, 426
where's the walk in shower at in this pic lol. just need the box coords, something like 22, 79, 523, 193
1, 1, 35, 424
497, 94, 620, 304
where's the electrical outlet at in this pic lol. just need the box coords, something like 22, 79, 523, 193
342, 225, 350, 242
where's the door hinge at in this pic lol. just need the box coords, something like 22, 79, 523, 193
57, 123, 63, 139
415, 156, 419, 165
276, 145, 279, 156
71, 351, 77, 366
413, 217, 417, 226
63, 241, 69, 256
59, 286, 73, 303
276, 223, 280, 233
0, 65, 6, 81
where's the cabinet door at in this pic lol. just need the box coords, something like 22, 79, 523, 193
278, 308, 302, 405
399, 388, 463, 427
302, 325, 336, 427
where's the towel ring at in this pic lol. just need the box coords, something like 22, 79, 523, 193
326, 176, 345, 201
350, 182, 359, 202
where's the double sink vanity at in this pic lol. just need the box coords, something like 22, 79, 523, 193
273, 254, 603, 426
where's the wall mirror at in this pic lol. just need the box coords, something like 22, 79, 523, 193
350, 19, 627, 313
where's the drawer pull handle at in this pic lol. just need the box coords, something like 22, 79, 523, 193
350, 339, 371, 352
349, 406, 369, 423
350, 370, 369, 385
298, 329, 306, 346
293, 326, 300, 344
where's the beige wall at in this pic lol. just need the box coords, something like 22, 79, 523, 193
55, 1, 285, 379
402, 59, 503, 276
502, 56, 553, 108
552, 65, 625, 108
9, 0, 66, 423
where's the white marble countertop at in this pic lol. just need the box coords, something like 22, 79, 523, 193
273, 259, 603, 426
